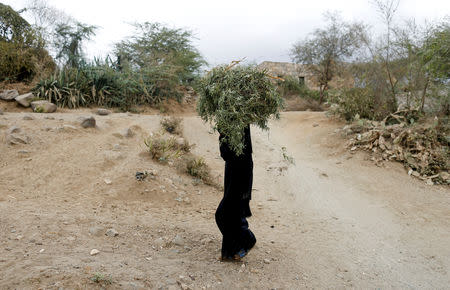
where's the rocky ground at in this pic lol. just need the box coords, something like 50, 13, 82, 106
0, 102, 449, 289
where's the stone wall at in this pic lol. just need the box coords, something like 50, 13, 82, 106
258, 61, 318, 90
258, 61, 354, 91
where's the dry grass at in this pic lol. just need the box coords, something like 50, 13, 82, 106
175, 155, 213, 185
160, 116, 183, 135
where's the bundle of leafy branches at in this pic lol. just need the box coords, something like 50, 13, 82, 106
197, 63, 283, 155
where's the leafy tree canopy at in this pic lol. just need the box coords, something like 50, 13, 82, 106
115, 22, 206, 83
0, 3, 34, 45
291, 12, 367, 102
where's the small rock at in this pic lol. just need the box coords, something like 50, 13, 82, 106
104, 178, 112, 185
105, 228, 119, 237
178, 275, 192, 284
18, 150, 29, 154
263, 259, 270, 264
313, 123, 319, 127
61, 124, 77, 131
15, 93, 35, 107
23, 115, 34, 120
172, 234, 184, 246
7, 133, 30, 145
0, 89, 19, 101
44, 116, 55, 120
0, 108, 3, 115
426, 179, 434, 186
31, 100, 57, 113
97, 108, 111, 116
201, 238, 212, 245
39, 248, 45, 253
79, 116, 96, 128
121, 128, 134, 138
90, 249, 100, 256
7, 126, 21, 134
154, 237, 165, 247
113, 144, 121, 151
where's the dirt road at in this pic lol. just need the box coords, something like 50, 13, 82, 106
0, 110, 448, 288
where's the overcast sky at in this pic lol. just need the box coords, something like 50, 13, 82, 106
3, 0, 450, 66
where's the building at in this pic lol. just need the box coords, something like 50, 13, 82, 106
258, 61, 354, 91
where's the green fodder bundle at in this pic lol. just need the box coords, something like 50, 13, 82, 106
197, 64, 283, 155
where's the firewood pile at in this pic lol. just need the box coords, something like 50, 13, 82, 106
345, 109, 449, 185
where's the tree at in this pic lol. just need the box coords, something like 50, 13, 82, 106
53, 22, 97, 68
420, 21, 450, 81
291, 12, 367, 103
23, 0, 72, 50
0, 3, 33, 45
0, 3, 54, 81
115, 22, 206, 83
419, 20, 450, 113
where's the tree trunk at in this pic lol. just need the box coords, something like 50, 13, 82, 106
420, 77, 429, 113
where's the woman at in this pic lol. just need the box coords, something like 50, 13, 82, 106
215, 125, 256, 261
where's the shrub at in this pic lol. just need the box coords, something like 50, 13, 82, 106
33, 58, 184, 110
143, 133, 181, 163
90, 272, 112, 285
177, 155, 212, 185
329, 88, 376, 121
0, 4, 55, 82
277, 76, 305, 96
160, 116, 182, 135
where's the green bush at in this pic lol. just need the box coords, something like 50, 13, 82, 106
329, 88, 376, 121
33, 58, 183, 110
0, 3, 55, 82
277, 76, 304, 96
276, 76, 322, 101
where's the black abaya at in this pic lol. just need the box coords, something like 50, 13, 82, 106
215, 126, 256, 257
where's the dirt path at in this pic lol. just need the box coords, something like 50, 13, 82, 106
248, 112, 450, 288
0, 110, 448, 289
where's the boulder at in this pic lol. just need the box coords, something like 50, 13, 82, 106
79, 116, 96, 128
96, 108, 111, 116
0, 89, 19, 101
31, 100, 57, 113
15, 93, 35, 107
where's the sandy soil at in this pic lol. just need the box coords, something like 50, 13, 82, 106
0, 106, 449, 289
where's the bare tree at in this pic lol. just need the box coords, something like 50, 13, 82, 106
290, 12, 367, 103
372, 0, 401, 110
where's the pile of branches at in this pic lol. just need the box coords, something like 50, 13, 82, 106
347, 109, 449, 185
197, 63, 283, 155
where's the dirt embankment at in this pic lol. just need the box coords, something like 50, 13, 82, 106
0, 108, 449, 289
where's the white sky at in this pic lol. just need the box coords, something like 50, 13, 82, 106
3, 0, 450, 66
